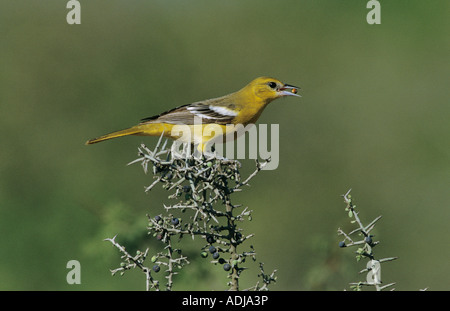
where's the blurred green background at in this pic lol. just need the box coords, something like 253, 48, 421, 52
0, 0, 448, 290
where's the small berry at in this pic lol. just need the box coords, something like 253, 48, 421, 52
365, 236, 373, 244
201, 251, 208, 258
218, 258, 226, 264
154, 215, 161, 222
206, 236, 215, 244
213, 252, 220, 259
152, 265, 160, 273
339, 241, 346, 248
223, 263, 231, 271
182, 185, 191, 193
208, 245, 217, 254
171, 218, 180, 226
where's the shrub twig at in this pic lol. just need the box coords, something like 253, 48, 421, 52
337, 189, 397, 291
105, 138, 276, 291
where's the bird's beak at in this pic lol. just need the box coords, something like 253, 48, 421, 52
280, 84, 301, 97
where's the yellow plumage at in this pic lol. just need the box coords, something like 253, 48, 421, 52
86, 76, 300, 151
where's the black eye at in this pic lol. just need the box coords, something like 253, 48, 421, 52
268, 82, 277, 89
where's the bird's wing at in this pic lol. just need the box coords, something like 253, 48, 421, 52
140, 100, 238, 125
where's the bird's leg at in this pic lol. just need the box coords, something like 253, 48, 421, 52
170, 141, 192, 159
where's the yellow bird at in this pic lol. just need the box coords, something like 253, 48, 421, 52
85, 77, 300, 151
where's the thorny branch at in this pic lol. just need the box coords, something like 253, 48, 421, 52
337, 189, 398, 291
105, 136, 276, 291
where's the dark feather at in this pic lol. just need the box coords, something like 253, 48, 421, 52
139, 101, 236, 125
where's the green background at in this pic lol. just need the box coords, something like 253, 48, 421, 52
0, 0, 448, 290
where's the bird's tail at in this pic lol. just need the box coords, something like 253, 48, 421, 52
85, 126, 143, 145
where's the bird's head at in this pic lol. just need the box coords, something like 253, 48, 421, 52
246, 76, 301, 103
